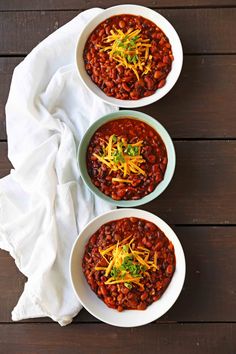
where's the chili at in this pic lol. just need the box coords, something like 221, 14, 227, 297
82, 217, 176, 311
87, 118, 168, 200
84, 15, 173, 100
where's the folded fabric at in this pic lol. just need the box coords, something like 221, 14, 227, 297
0, 8, 117, 326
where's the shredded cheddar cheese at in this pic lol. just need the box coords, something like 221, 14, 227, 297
95, 237, 158, 289
99, 28, 153, 80
93, 134, 146, 182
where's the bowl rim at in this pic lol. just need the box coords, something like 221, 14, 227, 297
75, 4, 183, 108
70, 208, 186, 327
78, 110, 176, 207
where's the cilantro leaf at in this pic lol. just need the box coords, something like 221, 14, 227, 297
122, 245, 129, 252
113, 151, 125, 163
132, 56, 137, 64
127, 55, 133, 63
124, 282, 132, 289
110, 267, 120, 278
125, 145, 139, 156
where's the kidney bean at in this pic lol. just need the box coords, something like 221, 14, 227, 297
134, 79, 145, 91
153, 295, 161, 302
93, 68, 100, 77
98, 28, 105, 37
122, 82, 131, 92
154, 70, 163, 80
157, 62, 166, 69
105, 80, 114, 88
111, 68, 117, 80
130, 90, 139, 99
159, 37, 166, 46
100, 285, 107, 296
90, 234, 97, 245
158, 79, 166, 89
145, 222, 157, 231
168, 243, 174, 251
117, 294, 123, 303
127, 300, 138, 308
119, 20, 126, 28
150, 45, 157, 54
117, 65, 124, 75
137, 302, 147, 310
105, 25, 111, 35
163, 56, 170, 64
144, 76, 154, 90
121, 286, 129, 295
143, 90, 156, 97
147, 154, 156, 163
141, 292, 148, 301
122, 76, 134, 83
104, 297, 115, 308
86, 52, 92, 61
114, 232, 121, 242
156, 241, 163, 251
166, 264, 173, 274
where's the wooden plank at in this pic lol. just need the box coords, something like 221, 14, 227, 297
0, 142, 10, 177
0, 11, 76, 55
1, 141, 236, 224
165, 226, 236, 322
0, 225, 236, 323
0, 323, 235, 354
0, 0, 235, 10
0, 9, 235, 55
0, 250, 26, 323
0, 55, 236, 141
144, 140, 236, 224
141, 55, 236, 138
0, 57, 22, 141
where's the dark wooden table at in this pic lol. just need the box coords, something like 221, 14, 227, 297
0, 1, 236, 353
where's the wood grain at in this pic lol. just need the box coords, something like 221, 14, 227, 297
0, 0, 235, 11
0, 9, 235, 55
0, 0, 235, 10
138, 55, 236, 138
0, 323, 235, 354
1, 141, 236, 224
144, 140, 236, 224
0, 142, 10, 177
0, 57, 21, 140
0, 55, 236, 141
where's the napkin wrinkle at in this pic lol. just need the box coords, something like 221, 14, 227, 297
0, 8, 118, 325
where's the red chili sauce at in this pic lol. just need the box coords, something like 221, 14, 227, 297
84, 15, 173, 100
82, 217, 176, 311
86, 118, 168, 200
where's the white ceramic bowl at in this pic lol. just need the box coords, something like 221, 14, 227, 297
70, 209, 186, 327
76, 5, 183, 108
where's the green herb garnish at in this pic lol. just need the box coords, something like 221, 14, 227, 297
124, 282, 132, 289
113, 151, 125, 163
125, 145, 139, 156
110, 267, 120, 278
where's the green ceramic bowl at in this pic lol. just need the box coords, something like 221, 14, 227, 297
78, 110, 176, 207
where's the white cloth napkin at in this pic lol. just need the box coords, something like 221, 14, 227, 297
0, 8, 117, 326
